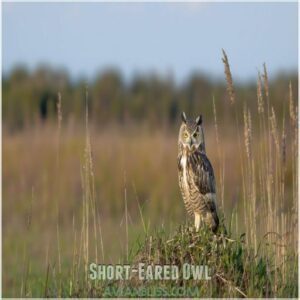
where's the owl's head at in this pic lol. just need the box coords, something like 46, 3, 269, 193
178, 112, 206, 153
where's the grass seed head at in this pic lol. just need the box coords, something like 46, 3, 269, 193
222, 49, 235, 105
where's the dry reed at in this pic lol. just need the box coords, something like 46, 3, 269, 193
222, 49, 235, 105
220, 53, 297, 290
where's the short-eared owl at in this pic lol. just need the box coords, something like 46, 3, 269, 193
178, 112, 219, 232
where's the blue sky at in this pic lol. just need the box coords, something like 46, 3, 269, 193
2, 2, 298, 83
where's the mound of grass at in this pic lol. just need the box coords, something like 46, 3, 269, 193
91, 223, 297, 298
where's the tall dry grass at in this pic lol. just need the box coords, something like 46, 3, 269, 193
220, 50, 298, 290
2, 52, 298, 296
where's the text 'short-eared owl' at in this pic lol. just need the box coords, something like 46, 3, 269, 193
178, 112, 219, 232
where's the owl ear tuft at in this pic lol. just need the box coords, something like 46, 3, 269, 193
196, 115, 202, 125
181, 112, 187, 124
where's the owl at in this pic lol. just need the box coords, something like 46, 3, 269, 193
178, 112, 219, 233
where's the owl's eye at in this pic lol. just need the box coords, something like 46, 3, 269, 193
193, 132, 198, 138
183, 132, 189, 139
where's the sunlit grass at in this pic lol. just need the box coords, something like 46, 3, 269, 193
2, 52, 298, 297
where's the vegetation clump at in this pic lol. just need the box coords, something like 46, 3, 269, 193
90, 223, 297, 298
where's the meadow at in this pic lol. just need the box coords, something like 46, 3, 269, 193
3, 53, 298, 297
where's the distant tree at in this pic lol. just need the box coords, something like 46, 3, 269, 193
2, 65, 298, 131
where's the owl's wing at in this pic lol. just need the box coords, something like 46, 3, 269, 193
189, 151, 216, 195
190, 152, 219, 231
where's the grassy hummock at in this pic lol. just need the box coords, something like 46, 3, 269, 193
83, 223, 297, 298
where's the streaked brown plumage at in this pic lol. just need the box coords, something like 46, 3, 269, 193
178, 112, 219, 232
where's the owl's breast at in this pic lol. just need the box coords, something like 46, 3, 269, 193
178, 153, 197, 215
180, 154, 189, 190
179, 154, 198, 193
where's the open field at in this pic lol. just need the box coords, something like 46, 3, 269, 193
3, 58, 298, 297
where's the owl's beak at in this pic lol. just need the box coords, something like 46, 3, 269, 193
185, 139, 193, 151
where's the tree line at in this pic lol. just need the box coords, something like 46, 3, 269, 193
3, 66, 297, 130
